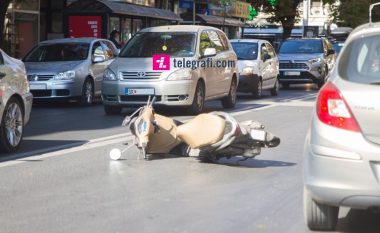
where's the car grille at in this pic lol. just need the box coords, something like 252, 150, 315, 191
28, 75, 54, 81
120, 72, 162, 80
279, 62, 308, 69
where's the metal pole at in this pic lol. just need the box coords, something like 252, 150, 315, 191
193, 0, 195, 25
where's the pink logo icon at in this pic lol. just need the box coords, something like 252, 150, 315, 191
153, 54, 170, 70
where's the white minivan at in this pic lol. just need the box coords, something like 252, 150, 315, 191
102, 25, 238, 115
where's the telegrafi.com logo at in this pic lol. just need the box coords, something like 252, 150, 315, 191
152, 54, 235, 71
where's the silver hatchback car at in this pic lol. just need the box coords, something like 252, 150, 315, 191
23, 38, 117, 105
304, 22, 380, 231
102, 25, 238, 115
0, 49, 33, 153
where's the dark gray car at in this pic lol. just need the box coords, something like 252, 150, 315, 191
278, 38, 336, 88
23, 38, 118, 105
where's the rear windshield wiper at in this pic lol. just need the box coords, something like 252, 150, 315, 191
370, 81, 380, 85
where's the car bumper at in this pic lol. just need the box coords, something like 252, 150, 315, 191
237, 74, 259, 92
102, 79, 197, 106
304, 115, 380, 209
279, 62, 325, 84
29, 80, 81, 99
22, 92, 33, 125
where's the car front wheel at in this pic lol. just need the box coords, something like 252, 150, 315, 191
187, 81, 205, 115
0, 97, 24, 153
221, 78, 237, 108
80, 78, 94, 106
304, 188, 339, 231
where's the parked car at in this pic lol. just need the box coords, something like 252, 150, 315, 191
102, 25, 238, 115
0, 49, 33, 153
23, 38, 118, 105
332, 41, 345, 56
278, 38, 336, 88
230, 39, 279, 98
303, 22, 380, 231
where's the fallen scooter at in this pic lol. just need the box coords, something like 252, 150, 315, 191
109, 97, 280, 162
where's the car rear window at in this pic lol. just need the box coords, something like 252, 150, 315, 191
339, 34, 380, 84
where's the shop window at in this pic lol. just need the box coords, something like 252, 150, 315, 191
13, 0, 39, 11
121, 18, 132, 45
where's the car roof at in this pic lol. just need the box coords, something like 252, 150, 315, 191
39, 37, 105, 44
139, 25, 222, 33
284, 38, 324, 41
229, 39, 268, 44
349, 22, 380, 37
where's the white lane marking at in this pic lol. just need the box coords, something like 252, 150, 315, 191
0, 135, 134, 168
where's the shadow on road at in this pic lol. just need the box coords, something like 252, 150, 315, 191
217, 157, 296, 168
335, 209, 380, 233
0, 139, 88, 163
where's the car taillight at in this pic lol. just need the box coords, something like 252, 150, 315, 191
316, 82, 361, 132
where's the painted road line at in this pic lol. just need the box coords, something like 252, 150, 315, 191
0, 135, 135, 168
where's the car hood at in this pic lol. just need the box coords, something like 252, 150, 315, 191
24, 61, 85, 74
110, 57, 196, 72
237, 60, 259, 73
278, 53, 323, 61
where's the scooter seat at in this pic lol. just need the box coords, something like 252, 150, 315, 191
176, 114, 225, 149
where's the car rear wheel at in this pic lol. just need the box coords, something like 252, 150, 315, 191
0, 97, 24, 153
104, 105, 122, 115
304, 188, 339, 231
252, 79, 262, 99
221, 78, 237, 109
270, 77, 279, 96
80, 78, 94, 106
187, 81, 205, 115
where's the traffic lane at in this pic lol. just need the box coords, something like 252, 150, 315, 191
0, 105, 308, 233
2, 87, 316, 159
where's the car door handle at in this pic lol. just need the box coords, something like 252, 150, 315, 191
0, 72, 6, 79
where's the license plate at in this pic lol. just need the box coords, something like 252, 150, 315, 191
29, 84, 47, 90
250, 129, 266, 141
284, 71, 300, 76
125, 88, 155, 95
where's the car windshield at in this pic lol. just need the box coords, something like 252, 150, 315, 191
119, 32, 196, 58
24, 43, 89, 62
339, 34, 380, 84
231, 42, 258, 60
279, 40, 323, 54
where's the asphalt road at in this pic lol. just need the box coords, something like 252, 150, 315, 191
0, 85, 379, 233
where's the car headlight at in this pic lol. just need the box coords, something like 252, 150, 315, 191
54, 70, 75, 80
103, 69, 118, 81
242, 66, 254, 75
308, 58, 322, 64
167, 69, 192, 81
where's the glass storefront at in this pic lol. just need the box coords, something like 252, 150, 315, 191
5, 0, 40, 58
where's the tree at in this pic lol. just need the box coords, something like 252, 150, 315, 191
252, 0, 303, 39
0, 0, 12, 50
324, 0, 380, 28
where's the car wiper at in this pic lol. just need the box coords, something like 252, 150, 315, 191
370, 81, 380, 85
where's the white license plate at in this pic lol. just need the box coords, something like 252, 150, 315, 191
250, 129, 266, 141
284, 71, 300, 76
125, 88, 155, 95
29, 84, 47, 90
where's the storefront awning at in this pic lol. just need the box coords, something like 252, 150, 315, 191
180, 13, 244, 27
65, 0, 182, 22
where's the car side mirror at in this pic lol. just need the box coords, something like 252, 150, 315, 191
202, 48, 217, 58
115, 49, 120, 56
93, 56, 105, 63
327, 49, 335, 55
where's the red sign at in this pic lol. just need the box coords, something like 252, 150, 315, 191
68, 16, 102, 38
